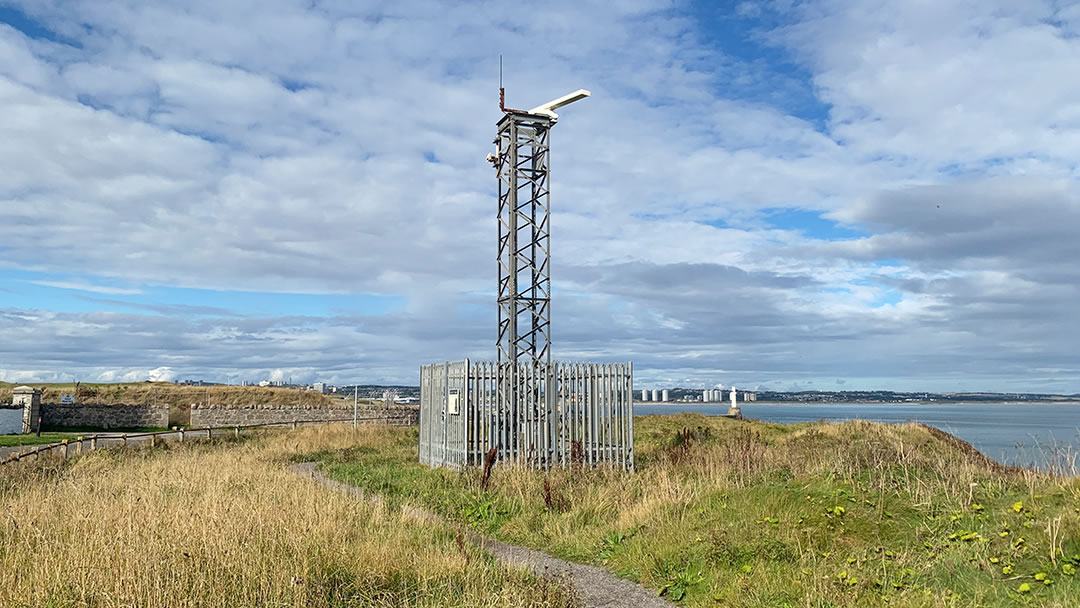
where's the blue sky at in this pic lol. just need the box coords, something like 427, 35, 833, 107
1, 0, 1079, 392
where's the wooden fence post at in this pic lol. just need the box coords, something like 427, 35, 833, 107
150, 434, 156, 449
234, 426, 240, 438
292, 420, 298, 430
206, 428, 212, 440
122, 434, 128, 446
91, 436, 98, 450
178, 429, 184, 443
62, 440, 69, 459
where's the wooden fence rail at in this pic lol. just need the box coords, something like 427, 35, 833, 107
1, 414, 413, 466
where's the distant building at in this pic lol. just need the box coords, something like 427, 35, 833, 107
651, 389, 659, 401
258, 380, 271, 387
313, 382, 327, 394
661, 389, 670, 402
641, 389, 648, 401
702, 389, 710, 402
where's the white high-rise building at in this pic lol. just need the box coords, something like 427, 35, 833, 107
702, 389, 710, 402
651, 389, 660, 401
730, 386, 737, 407
661, 389, 670, 402
641, 389, 648, 401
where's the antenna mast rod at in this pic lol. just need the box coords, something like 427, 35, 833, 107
499, 55, 524, 113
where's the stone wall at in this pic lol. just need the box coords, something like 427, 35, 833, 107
23, 402, 417, 431
0, 407, 21, 435
40, 403, 169, 430
189, 404, 419, 428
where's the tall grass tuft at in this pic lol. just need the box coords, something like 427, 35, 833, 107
0, 426, 577, 608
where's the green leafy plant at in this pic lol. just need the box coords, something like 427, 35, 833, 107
462, 497, 500, 526
657, 568, 705, 601
598, 530, 631, 560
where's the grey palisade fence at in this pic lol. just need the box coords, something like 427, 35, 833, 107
419, 360, 633, 470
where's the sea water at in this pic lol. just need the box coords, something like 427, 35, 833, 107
636, 402, 1080, 471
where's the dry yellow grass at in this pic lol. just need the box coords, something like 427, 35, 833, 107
0, 381, 362, 408
0, 426, 577, 608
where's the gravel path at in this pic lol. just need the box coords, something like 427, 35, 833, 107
290, 462, 672, 608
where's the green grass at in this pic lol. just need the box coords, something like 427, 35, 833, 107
0, 432, 84, 448
317, 414, 1080, 608
1, 428, 169, 448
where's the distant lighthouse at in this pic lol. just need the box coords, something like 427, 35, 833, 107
728, 386, 742, 419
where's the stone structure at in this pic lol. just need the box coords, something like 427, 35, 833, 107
12, 386, 41, 434
3, 394, 417, 433
189, 404, 418, 428
41, 403, 168, 430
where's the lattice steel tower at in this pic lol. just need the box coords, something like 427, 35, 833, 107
495, 112, 552, 367
493, 89, 590, 370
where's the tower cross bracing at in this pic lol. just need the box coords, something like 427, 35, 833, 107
496, 112, 553, 369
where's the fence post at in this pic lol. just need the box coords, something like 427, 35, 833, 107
150, 434, 156, 449
207, 428, 212, 440
76, 437, 83, 455
292, 420, 297, 430
122, 434, 128, 446
91, 436, 98, 450
178, 429, 184, 443
62, 440, 69, 459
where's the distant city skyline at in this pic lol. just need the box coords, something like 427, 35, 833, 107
1, 2, 1078, 393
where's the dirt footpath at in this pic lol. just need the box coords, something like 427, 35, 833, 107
291, 462, 672, 608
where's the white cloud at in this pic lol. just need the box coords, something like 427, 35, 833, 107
28, 280, 142, 295
0, 1, 1078, 391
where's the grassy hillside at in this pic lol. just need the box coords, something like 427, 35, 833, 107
319, 414, 1080, 608
0, 427, 576, 607
0, 381, 362, 408
0, 432, 87, 448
